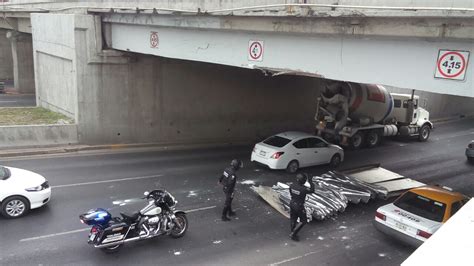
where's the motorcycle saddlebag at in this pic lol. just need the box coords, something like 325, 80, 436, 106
98, 222, 130, 244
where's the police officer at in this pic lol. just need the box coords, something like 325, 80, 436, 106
218, 159, 243, 221
289, 173, 315, 241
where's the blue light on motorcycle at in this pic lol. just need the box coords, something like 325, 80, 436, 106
94, 212, 109, 221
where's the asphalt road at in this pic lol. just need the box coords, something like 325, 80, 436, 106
0, 118, 473, 266
0, 94, 36, 107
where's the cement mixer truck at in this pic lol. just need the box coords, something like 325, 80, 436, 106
315, 81, 433, 149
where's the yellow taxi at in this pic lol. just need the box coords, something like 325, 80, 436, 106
373, 185, 470, 247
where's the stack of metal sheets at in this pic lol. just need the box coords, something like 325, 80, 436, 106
272, 171, 388, 221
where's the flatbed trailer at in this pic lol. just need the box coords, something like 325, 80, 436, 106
252, 164, 425, 220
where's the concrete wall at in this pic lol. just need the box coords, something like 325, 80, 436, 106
0, 124, 78, 148
0, 29, 13, 80
31, 14, 77, 118
386, 86, 474, 120
78, 53, 321, 144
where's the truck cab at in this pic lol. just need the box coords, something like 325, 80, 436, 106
389, 93, 430, 127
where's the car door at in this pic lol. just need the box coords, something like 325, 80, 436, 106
292, 138, 311, 167
308, 137, 334, 165
307, 137, 332, 165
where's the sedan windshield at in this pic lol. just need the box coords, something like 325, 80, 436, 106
263, 136, 291, 148
394, 191, 446, 222
0, 166, 11, 180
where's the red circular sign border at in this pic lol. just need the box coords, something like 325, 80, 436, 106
436, 51, 466, 78
249, 41, 263, 60
150, 32, 159, 48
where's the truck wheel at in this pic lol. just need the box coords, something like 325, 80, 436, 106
366, 131, 381, 148
418, 124, 430, 142
350, 132, 365, 150
286, 160, 299, 173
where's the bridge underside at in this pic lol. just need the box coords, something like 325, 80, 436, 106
104, 14, 473, 98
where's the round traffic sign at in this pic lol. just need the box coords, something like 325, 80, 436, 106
249, 41, 263, 60
436, 51, 466, 78
150, 32, 159, 48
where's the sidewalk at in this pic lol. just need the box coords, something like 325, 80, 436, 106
0, 140, 252, 158
0, 115, 471, 158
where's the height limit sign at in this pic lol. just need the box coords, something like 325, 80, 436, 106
248, 40, 264, 62
434, 50, 470, 81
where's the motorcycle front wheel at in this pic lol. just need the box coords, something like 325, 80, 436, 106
170, 213, 188, 238
100, 244, 123, 254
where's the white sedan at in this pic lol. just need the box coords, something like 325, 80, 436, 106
251, 131, 344, 173
0, 166, 51, 218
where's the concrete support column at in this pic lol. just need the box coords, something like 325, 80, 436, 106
0, 29, 13, 81
8, 31, 35, 94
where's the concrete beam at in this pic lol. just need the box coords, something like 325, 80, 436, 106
9, 31, 35, 93
3, 0, 474, 17
0, 29, 13, 80
108, 22, 473, 97
102, 14, 474, 41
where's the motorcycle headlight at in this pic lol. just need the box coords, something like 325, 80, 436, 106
25, 185, 44, 192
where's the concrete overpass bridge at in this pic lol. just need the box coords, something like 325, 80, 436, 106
0, 1, 473, 145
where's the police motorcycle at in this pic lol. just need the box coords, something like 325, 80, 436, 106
79, 190, 188, 253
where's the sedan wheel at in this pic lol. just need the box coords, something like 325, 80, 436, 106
329, 154, 341, 168
286, 160, 299, 173
1, 196, 30, 218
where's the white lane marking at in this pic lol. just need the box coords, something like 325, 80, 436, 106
19, 205, 216, 242
19, 228, 89, 242
51, 175, 163, 188
0, 101, 18, 103
270, 251, 319, 266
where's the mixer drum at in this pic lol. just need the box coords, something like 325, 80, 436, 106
322, 81, 394, 126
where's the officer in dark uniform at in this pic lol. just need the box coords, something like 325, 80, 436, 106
289, 173, 315, 241
218, 159, 243, 221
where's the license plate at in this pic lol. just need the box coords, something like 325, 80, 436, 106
395, 222, 407, 231
260, 151, 266, 156
89, 233, 96, 242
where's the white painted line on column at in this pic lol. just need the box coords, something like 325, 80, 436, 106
51, 175, 163, 188
19, 205, 216, 242
19, 228, 90, 242
270, 251, 319, 266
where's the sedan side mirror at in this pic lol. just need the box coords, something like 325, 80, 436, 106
144, 191, 149, 197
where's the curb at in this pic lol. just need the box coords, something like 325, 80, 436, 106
1, 115, 472, 158
431, 114, 474, 124
0, 140, 253, 158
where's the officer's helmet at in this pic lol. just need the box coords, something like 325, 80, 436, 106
231, 159, 243, 170
296, 173, 309, 185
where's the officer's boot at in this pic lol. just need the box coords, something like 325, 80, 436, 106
290, 219, 296, 232
289, 222, 305, 241
221, 207, 230, 221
